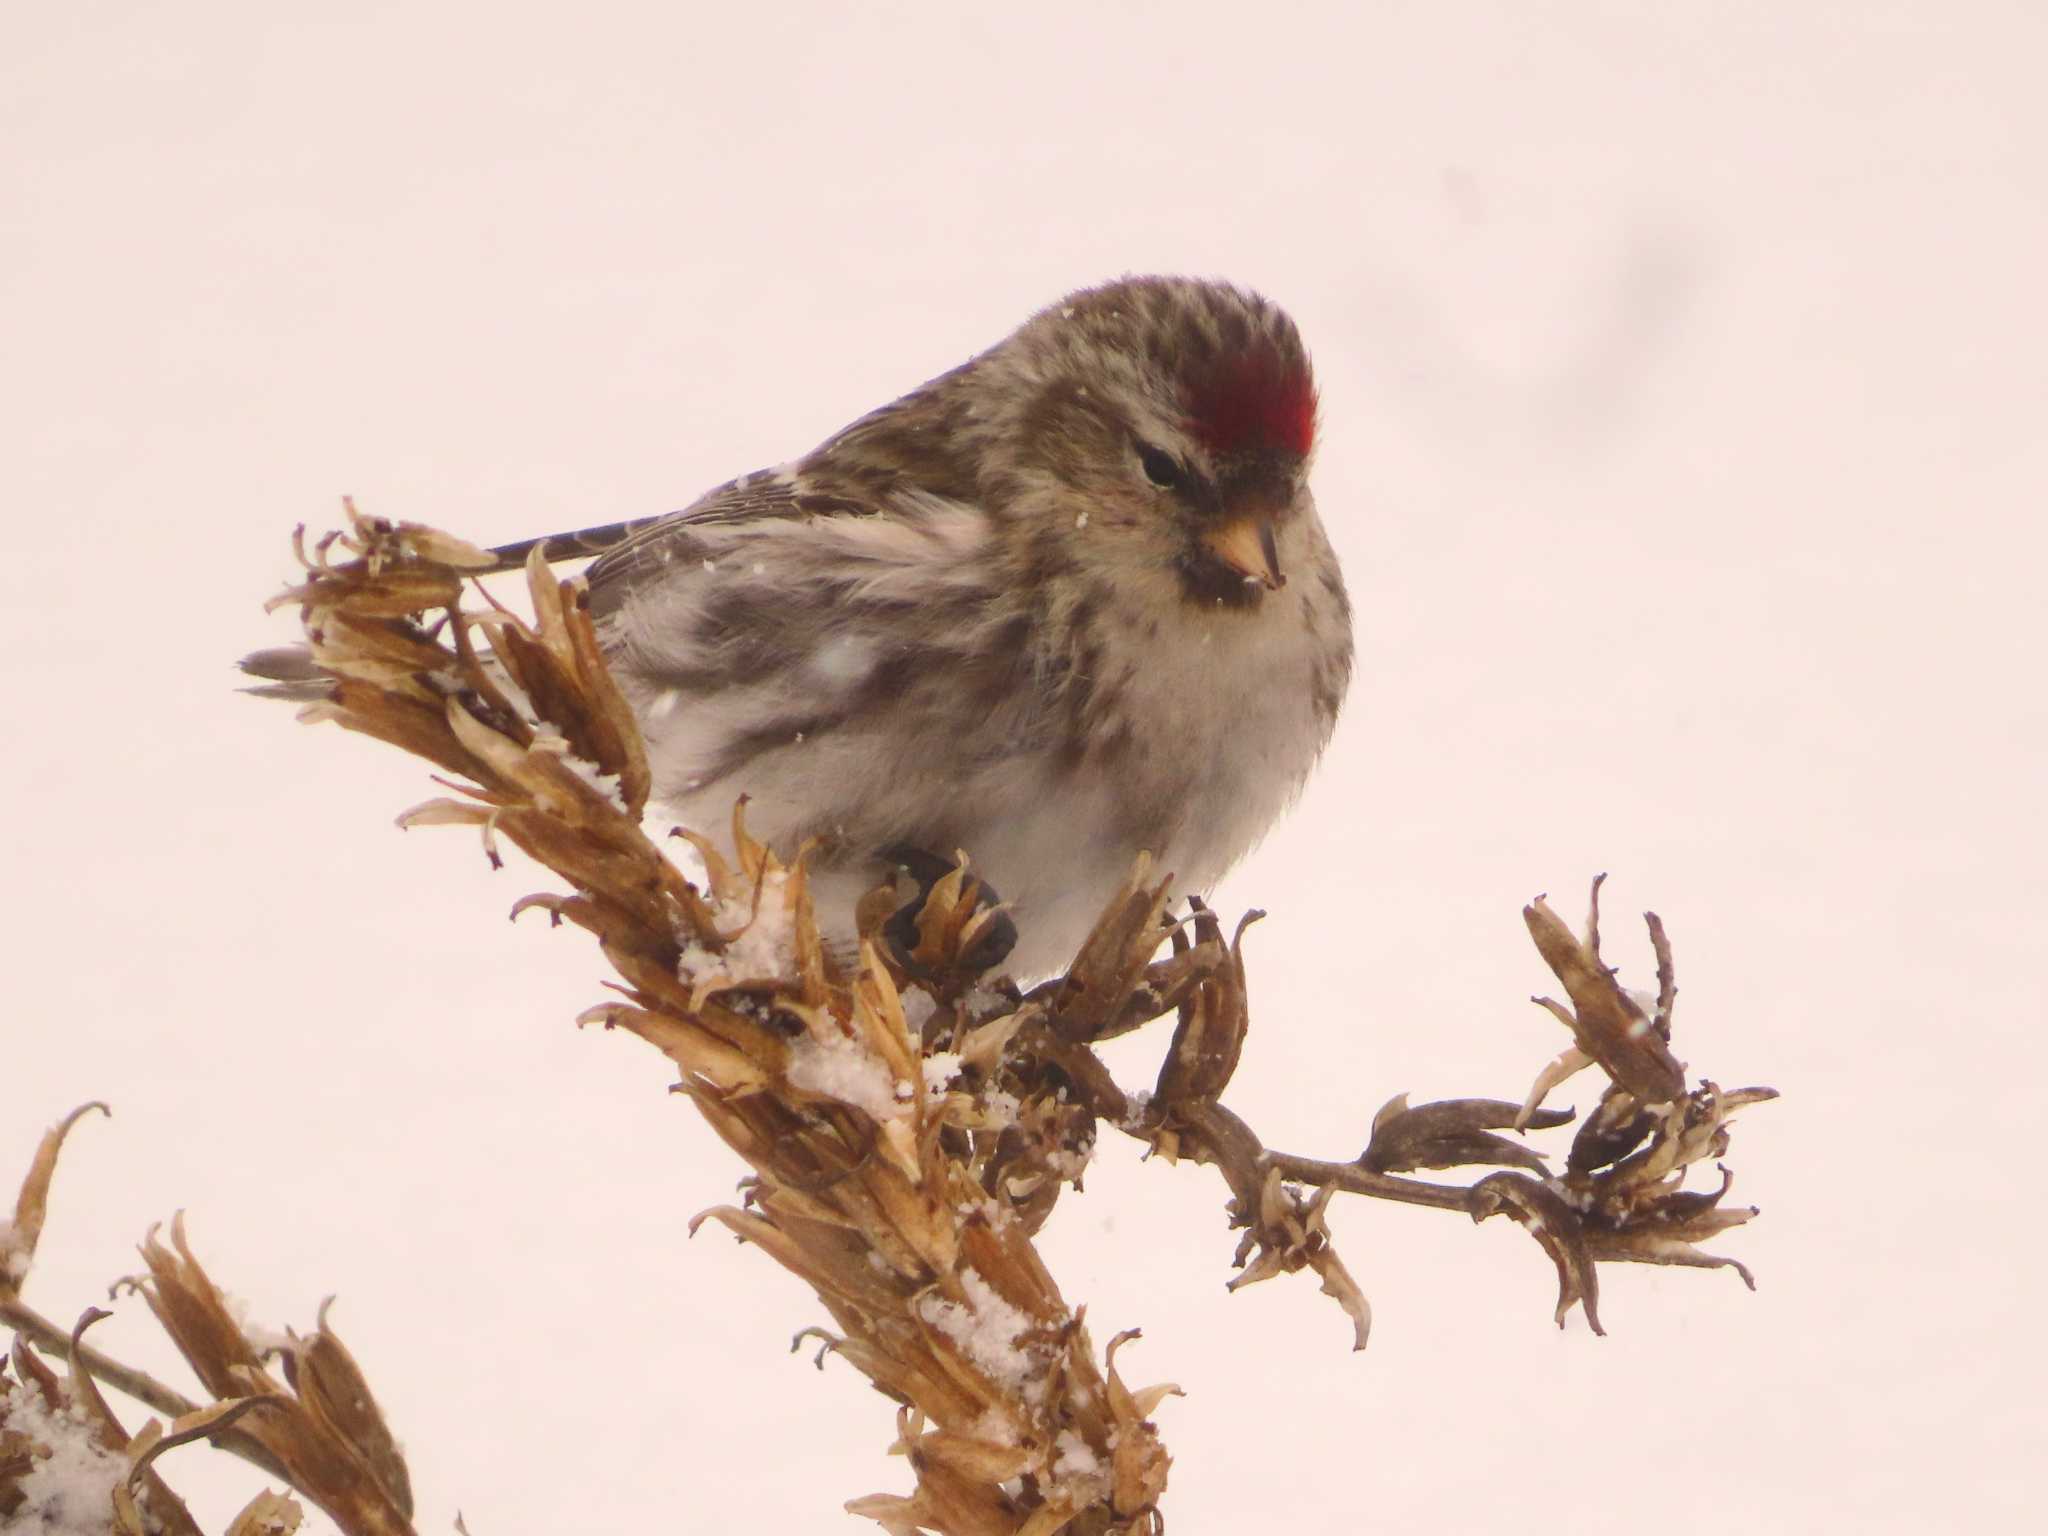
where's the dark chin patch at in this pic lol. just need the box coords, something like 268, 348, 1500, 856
1177, 548, 1267, 610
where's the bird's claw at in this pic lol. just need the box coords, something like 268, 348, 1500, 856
882, 845, 1019, 979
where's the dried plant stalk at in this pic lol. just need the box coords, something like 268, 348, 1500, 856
263, 505, 1180, 1534
2, 503, 1777, 1534
2, 1111, 330, 1535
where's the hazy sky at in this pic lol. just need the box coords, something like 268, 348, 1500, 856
5, 4, 2042, 1532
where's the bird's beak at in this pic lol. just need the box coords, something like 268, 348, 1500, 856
1202, 515, 1286, 590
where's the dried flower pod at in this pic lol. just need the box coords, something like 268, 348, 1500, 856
1469, 1172, 1605, 1335
1565, 1086, 1657, 1175
0, 509, 1776, 1532
1222, 1170, 1371, 1351
1153, 903, 1254, 1105
133, 1221, 416, 1535
1050, 857, 1175, 1042
1361, 1095, 1570, 1175
1523, 876, 1688, 1108
275, 1303, 412, 1520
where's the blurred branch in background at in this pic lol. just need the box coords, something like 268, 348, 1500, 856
0, 506, 1773, 1534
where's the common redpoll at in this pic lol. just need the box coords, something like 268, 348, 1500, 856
265, 277, 1354, 978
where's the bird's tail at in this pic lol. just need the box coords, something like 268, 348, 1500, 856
477, 514, 672, 572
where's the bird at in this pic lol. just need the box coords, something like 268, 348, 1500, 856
254, 277, 1354, 979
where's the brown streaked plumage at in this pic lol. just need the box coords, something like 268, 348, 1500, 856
250, 277, 1355, 977
572, 277, 1353, 975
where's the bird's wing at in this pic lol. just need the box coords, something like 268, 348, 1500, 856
240, 458, 973, 703
496, 361, 985, 595
483, 467, 895, 619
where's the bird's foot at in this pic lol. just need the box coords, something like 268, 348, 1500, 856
881, 846, 1018, 979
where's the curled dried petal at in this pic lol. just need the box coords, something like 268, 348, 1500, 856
3, 1102, 110, 1295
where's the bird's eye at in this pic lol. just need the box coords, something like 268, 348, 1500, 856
1138, 444, 1184, 490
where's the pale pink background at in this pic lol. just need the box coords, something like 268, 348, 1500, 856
5, 4, 2042, 1532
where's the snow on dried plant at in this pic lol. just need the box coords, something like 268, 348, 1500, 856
0, 504, 1775, 1534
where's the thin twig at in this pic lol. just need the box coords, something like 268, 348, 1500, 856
1256, 1151, 1475, 1213
2, 1297, 197, 1419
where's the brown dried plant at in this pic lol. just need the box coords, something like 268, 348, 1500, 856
0, 503, 1775, 1535
3, 1107, 389, 1536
